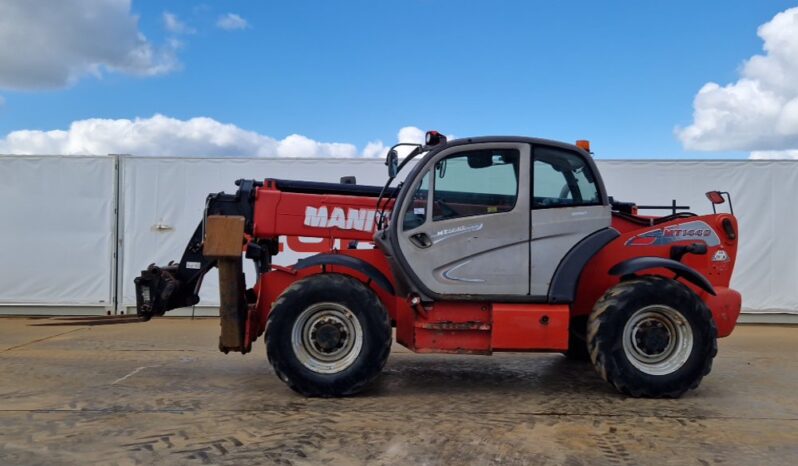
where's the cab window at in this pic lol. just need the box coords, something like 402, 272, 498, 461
533, 147, 600, 208
431, 149, 520, 221
402, 170, 430, 230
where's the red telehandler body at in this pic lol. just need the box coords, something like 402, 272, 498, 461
135, 133, 741, 398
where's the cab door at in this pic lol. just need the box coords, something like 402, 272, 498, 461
395, 143, 531, 296
529, 145, 611, 296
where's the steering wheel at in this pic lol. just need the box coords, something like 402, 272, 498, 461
403, 210, 425, 230
434, 199, 460, 219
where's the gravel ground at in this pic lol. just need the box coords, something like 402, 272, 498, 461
0, 317, 796, 465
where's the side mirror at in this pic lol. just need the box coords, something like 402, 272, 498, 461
386, 149, 398, 178
706, 190, 734, 214
706, 191, 725, 204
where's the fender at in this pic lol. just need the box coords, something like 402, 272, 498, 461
293, 253, 395, 295
548, 227, 621, 303
608, 256, 716, 296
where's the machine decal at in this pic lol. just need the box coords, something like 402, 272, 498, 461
441, 261, 485, 283
303, 206, 380, 233
431, 223, 483, 244
712, 249, 730, 262
625, 220, 721, 247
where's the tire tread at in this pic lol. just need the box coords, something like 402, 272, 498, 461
587, 275, 717, 398
266, 274, 392, 397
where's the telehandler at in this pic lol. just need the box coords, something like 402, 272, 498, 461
135, 132, 741, 398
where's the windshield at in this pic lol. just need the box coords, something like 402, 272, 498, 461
394, 149, 427, 177
375, 146, 427, 230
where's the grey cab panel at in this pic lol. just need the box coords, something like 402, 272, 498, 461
397, 143, 531, 296
530, 145, 611, 296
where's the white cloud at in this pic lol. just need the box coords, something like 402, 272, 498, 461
0, 115, 432, 158
360, 126, 447, 159
398, 126, 426, 145
750, 149, 798, 159
275, 134, 357, 158
397, 126, 456, 146
676, 7, 798, 158
0, 0, 181, 90
163, 12, 195, 35
362, 140, 388, 158
216, 13, 249, 31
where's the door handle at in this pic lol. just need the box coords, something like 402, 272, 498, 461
409, 232, 432, 248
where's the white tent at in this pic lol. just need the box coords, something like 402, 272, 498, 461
0, 155, 795, 321
0, 156, 117, 315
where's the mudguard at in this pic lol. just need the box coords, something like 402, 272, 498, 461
293, 253, 396, 295
548, 228, 620, 303
608, 256, 716, 296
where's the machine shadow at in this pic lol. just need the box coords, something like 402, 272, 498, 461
364, 353, 616, 398
28, 316, 145, 326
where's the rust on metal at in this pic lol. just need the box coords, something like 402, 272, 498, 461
203, 215, 246, 258
203, 215, 250, 354
216, 257, 249, 354
414, 321, 491, 331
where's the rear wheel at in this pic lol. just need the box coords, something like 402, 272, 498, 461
587, 276, 717, 398
266, 274, 392, 397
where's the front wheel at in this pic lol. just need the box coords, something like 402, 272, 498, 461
266, 274, 392, 397
587, 276, 717, 398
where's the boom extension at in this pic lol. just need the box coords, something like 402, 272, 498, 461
134, 179, 262, 321
134, 223, 211, 320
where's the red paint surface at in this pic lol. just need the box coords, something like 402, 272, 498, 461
247, 182, 742, 354
492, 304, 569, 351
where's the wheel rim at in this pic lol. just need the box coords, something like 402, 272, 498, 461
622, 305, 693, 376
291, 302, 363, 374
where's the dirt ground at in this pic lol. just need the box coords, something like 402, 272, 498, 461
0, 317, 795, 466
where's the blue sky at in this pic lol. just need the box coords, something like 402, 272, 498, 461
1, 1, 797, 158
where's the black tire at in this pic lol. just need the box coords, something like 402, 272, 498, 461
587, 275, 717, 398
563, 316, 591, 361
266, 273, 391, 397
